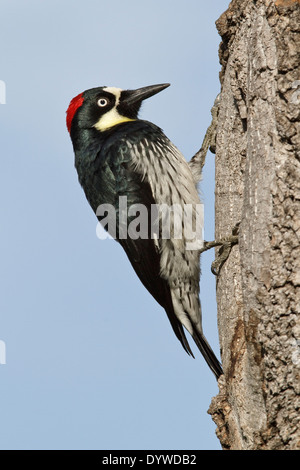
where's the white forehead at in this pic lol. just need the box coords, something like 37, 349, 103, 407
103, 87, 123, 104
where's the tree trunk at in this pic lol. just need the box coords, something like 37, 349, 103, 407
208, 0, 300, 450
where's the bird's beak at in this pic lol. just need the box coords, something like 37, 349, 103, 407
123, 83, 170, 106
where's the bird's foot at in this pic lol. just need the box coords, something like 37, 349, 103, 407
200, 222, 240, 275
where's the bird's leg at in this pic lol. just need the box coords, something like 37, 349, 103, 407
190, 94, 239, 274
200, 222, 240, 276
189, 93, 220, 181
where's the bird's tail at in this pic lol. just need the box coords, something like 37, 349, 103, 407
166, 303, 223, 379
191, 329, 223, 379
168, 289, 223, 379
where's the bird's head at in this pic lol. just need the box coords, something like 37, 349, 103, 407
66, 83, 170, 135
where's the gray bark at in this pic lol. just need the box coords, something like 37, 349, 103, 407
208, 0, 300, 450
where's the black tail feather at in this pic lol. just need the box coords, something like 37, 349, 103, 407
165, 301, 222, 378
192, 330, 223, 379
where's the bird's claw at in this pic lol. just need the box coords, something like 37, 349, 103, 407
200, 222, 240, 275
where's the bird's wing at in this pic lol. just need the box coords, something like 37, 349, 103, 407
78, 124, 222, 375
87, 132, 194, 356
107, 130, 222, 377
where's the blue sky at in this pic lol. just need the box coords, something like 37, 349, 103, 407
0, 0, 229, 450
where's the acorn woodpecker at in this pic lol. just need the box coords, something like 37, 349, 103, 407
66, 83, 223, 379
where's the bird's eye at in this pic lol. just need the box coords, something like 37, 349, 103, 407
97, 98, 109, 107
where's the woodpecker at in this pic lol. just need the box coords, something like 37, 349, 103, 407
66, 83, 223, 379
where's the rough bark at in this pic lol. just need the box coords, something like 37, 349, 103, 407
208, 0, 300, 450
